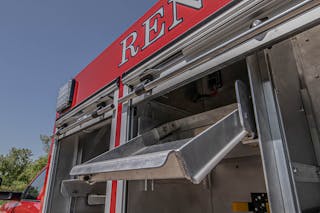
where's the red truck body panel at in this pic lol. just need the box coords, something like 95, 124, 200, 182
69, 0, 235, 112
0, 167, 47, 213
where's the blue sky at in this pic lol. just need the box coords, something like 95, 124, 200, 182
0, 0, 157, 158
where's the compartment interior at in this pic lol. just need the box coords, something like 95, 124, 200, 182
47, 120, 111, 213
126, 59, 266, 213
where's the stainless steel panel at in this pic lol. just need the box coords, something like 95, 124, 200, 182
126, 156, 267, 213
126, 179, 213, 213
247, 53, 300, 212
267, 40, 317, 165
292, 25, 320, 165
211, 156, 267, 213
267, 36, 320, 211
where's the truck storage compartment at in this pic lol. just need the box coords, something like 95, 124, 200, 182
46, 120, 112, 213
71, 60, 268, 213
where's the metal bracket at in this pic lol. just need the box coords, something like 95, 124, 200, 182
236, 80, 256, 137
292, 162, 320, 183
61, 179, 106, 198
88, 195, 106, 206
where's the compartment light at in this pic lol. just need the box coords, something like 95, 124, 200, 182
56, 79, 75, 113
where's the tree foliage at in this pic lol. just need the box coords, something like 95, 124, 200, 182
0, 136, 50, 206
0, 149, 48, 192
40, 134, 51, 154
0, 148, 33, 191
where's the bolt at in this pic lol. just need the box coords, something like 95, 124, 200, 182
293, 168, 298, 174
252, 19, 263, 28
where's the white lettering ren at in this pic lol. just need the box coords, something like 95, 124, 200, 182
142, 7, 165, 50
119, 32, 139, 66
119, 0, 203, 67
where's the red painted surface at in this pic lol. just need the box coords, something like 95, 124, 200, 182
0, 201, 19, 213
109, 181, 118, 213
0, 167, 47, 213
8, 200, 41, 213
66, 0, 234, 114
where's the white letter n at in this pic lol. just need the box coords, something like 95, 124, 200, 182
168, 0, 203, 30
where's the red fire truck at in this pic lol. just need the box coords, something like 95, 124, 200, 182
5, 0, 320, 212
0, 167, 47, 213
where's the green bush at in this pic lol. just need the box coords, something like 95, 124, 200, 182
0, 148, 48, 207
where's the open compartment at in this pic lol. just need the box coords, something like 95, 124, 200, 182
46, 121, 111, 213
71, 60, 268, 213
45, 84, 118, 213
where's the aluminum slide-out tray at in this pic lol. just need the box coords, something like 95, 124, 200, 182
70, 81, 255, 184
